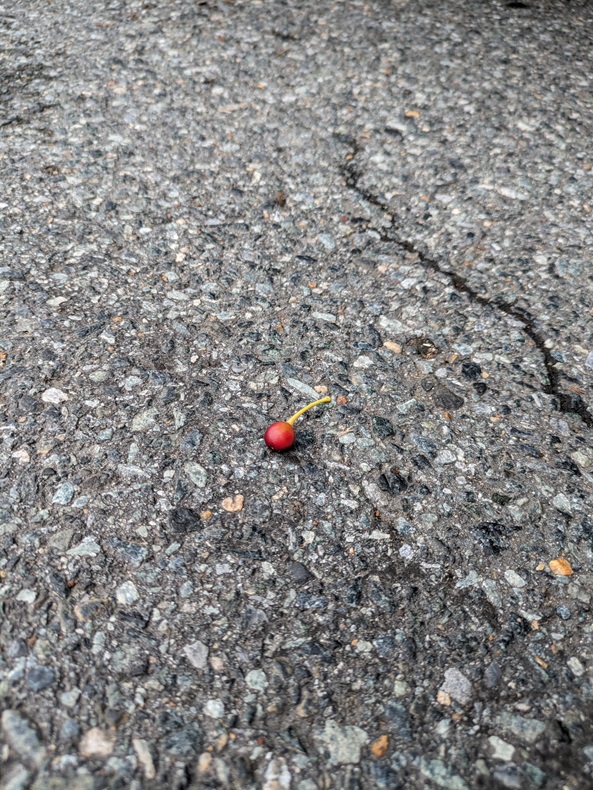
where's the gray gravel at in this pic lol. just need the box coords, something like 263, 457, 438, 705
1, 1, 593, 788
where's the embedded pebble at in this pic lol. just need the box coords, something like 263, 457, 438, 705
131, 407, 158, 432
263, 757, 291, 790
27, 665, 56, 692
183, 640, 209, 670
246, 669, 269, 692
41, 387, 69, 404
504, 570, 527, 589
316, 719, 369, 766
52, 482, 75, 505
132, 737, 156, 780
79, 727, 115, 759
115, 581, 139, 606
67, 537, 101, 557
203, 699, 225, 718
439, 668, 473, 706
1, 710, 45, 765
183, 462, 208, 488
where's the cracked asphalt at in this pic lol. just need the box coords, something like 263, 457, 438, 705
1, 1, 593, 789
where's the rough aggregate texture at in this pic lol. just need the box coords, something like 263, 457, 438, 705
1, 1, 593, 788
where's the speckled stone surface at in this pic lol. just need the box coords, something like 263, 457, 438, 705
1, 1, 593, 788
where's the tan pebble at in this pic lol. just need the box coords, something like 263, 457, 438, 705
197, 752, 213, 773
200, 510, 213, 520
132, 737, 156, 780
549, 558, 573, 576
210, 656, 224, 672
215, 733, 228, 752
436, 689, 452, 706
79, 727, 115, 759
383, 341, 402, 353
370, 734, 389, 758
221, 494, 244, 513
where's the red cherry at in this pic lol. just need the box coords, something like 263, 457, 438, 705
264, 421, 295, 451
264, 396, 331, 452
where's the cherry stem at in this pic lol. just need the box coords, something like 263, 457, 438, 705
286, 396, 331, 426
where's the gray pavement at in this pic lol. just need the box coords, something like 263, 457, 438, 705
1, 0, 593, 788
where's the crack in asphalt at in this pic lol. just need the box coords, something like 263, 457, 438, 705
340, 139, 593, 428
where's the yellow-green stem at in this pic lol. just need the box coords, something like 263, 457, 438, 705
287, 396, 331, 426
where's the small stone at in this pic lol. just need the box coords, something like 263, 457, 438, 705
567, 657, 585, 676
183, 640, 209, 670
492, 765, 523, 789
417, 758, 469, 790
286, 377, 320, 402
488, 736, 515, 761
79, 727, 115, 759
504, 570, 526, 588
169, 507, 202, 533
461, 361, 482, 381
203, 699, 225, 718
312, 311, 337, 323
497, 712, 545, 744
59, 718, 81, 741
41, 387, 69, 404
1, 710, 45, 765
484, 661, 501, 688
393, 680, 411, 697
556, 605, 571, 620
317, 719, 369, 766
437, 690, 451, 706
370, 734, 389, 758
27, 665, 56, 692
131, 407, 158, 432
383, 341, 402, 353
549, 558, 573, 576
197, 752, 213, 774
52, 482, 75, 505
164, 724, 203, 756
116, 580, 139, 605
180, 581, 193, 598
16, 589, 37, 604
552, 493, 572, 515
571, 450, 591, 469
183, 462, 208, 488
132, 737, 156, 780
435, 449, 456, 465
3, 763, 31, 790
286, 561, 314, 584
221, 494, 244, 512
67, 536, 101, 557
246, 669, 268, 691
379, 315, 405, 333
371, 416, 394, 438
434, 386, 464, 411
439, 668, 473, 705
60, 688, 81, 708
12, 448, 30, 464
263, 757, 291, 790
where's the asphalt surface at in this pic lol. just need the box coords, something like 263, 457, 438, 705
1, 1, 593, 788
